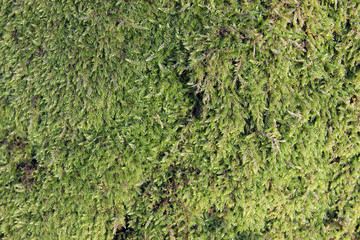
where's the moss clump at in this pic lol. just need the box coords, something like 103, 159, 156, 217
1, 0, 360, 239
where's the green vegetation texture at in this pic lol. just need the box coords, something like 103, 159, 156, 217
1, 0, 360, 239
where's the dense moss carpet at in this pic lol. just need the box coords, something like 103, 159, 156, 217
1, 0, 360, 239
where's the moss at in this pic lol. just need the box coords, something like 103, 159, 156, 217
1, 0, 360, 239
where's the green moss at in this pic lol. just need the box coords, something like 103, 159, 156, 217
1, 0, 360, 239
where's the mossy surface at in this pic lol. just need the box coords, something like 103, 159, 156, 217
1, 0, 360, 239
